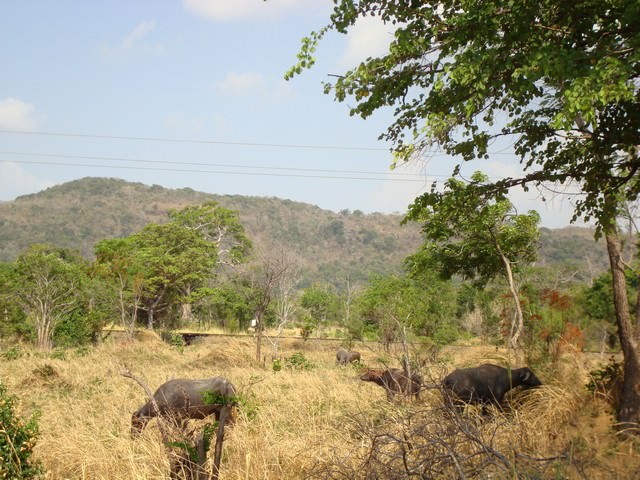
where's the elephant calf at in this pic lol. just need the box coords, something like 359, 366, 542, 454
131, 376, 237, 437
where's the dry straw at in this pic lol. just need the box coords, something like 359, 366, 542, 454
0, 336, 637, 479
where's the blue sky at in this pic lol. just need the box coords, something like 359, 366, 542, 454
0, 1, 583, 228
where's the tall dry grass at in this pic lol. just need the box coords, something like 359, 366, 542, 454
0, 335, 637, 479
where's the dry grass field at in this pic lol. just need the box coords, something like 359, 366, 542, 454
1, 332, 638, 479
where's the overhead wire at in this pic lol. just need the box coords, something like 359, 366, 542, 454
0, 129, 388, 152
0, 128, 518, 155
3, 158, 429, 182
0, 129, 583, 192
0, 150, 425, 178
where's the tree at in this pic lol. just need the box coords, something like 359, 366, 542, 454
11, 245, 87, 349
288, 0, 640, 428
130, 221, 216, 330
270, 252, 302, 357
168, 201, 251, 266
168, 202, 252, 323
94, 202, 251, 332
356, 273, 458, 351
404, 171, 540, 358
0, 261, 28, 339
246, 250, 296, 362
300, 285, 340, 337
94, 237, 144, 340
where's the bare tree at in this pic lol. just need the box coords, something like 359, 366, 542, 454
265, 253, 301, 359
247, 250, 299, 363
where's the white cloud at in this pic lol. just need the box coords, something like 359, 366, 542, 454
183, 0, 325, 22
337, 16, 397, 69
100, 20, 165, 58
123, 20, 157, 48
0, 162, 55, 201
0, 98, 43, 131
214, 72, 266, 96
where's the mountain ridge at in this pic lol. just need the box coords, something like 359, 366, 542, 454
0, 177, 608, 286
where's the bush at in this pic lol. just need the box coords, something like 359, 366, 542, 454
586, 357, 623, 408
1, 345, 23, 361
299, 324, 314, 341
235, 391, 259, 422
272, 358, 282, 373
0, 382, 44, 478
49, 348, 66, 360
285, 352, 314, 371
160, 330, 185, 353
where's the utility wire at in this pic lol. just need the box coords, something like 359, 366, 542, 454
5, 158, 429, 183
2, 156, 585, 194
0, 129, 388, 152
0, 128, 518, 155
0, 150, 425, 178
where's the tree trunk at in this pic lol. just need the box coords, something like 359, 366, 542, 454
147, 307, 155, 330
605, 229, 640, 430
181, 303, 193, 324
497, 247, 524, 364
180, 284, 194, 325
254, 304, 267, 363
256, 317, 263, 363
254, 293, 270, 363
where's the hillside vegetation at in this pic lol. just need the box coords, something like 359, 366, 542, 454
0, 177, 607, 286
0, 178, 422, 287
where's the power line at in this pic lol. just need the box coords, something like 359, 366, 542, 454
0, 131, 583, 192
4, 158, 430, 183
0, 128, 518, 155
0, 150, 425, 178
1, 156, 586, 194
0, 129, 388, 152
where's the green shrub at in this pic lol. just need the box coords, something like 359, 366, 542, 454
1, 345, 23, 361
53, 310, 103, 348
49, 348, 66, 360
285, 352, 314, 371
0, 382, 44, 478
74, 345, 90, 357
272, 358, 282, 373
299, 324, 313, 341
160, 330, 184, 354
235, 391, 259, 422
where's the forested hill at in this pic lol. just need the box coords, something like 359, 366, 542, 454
0, 177, 422, 286
0, 177, 608, 286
